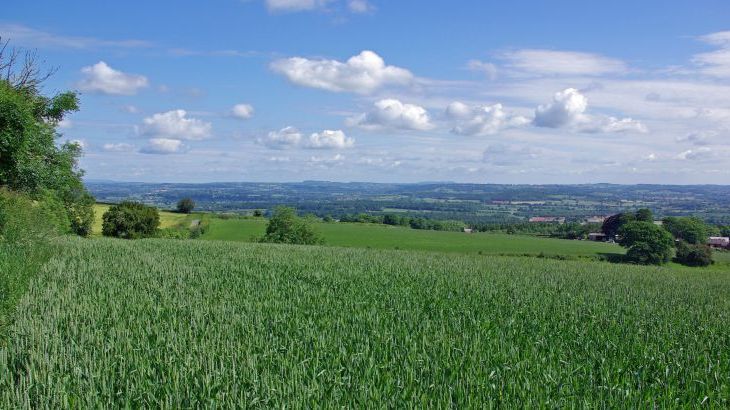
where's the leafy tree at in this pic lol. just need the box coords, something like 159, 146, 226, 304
102, 202, 160, 239
0, 39, 94, 236
719, 226, 730, 238
252, 209, 264, 217
260, 206, 323, 245
176, 198, 195, 214
635, 208, 654, 222
675, 241, 714, 267
382, 214, 400, 226
618, 221, 674, 265
602, 213, 635, 238
662, 217, 708, 245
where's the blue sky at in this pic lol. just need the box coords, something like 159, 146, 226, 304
3, 0, 730, 183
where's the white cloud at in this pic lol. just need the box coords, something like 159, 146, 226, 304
677, 131, 715, 146
675, 147, 714, 161
58, 119, 73, 129
121, 105, 140, 114
271, 50, 413, 94
305, 129, 354, 149
348, 99, 433, 130
467, 60, 498, 80
534, 88, 589, 128
231, 103, 255, 119
139, 110, 212, 140
308, 153, 345, 167
483, 144, 541, 166
534, 88, 647, 133
0, 23, 150, 50
446, 102, 529, 136
501, 49, 627, 76
67, 139, 87, 150
78, 61, 148, 95
140, 138, 184, 155
103, 142, 135, 152
258, 126, 302, 149
265, 0, 333, 12
693, 31, 730, 78
348, 0, 373, 13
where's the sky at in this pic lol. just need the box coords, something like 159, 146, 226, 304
3, 0, 730, 184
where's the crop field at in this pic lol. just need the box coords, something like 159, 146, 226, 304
201, 217, 624, 258
1, 237, 729, 407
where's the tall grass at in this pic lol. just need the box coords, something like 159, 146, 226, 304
1, 238, 729, 407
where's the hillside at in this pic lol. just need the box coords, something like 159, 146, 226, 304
1, 237, 729, 406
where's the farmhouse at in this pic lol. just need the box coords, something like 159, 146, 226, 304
586, 216, 609, 224
708, 237, 730, 249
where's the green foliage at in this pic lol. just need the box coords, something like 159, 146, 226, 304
0, 70, 94, 237
618, 221, 674, 265
102, 202, 160, 239
635, 208, 653, 222
0, 189, 66, 243
176, 198, 195, 214
252, 209, 264, 217
0, 242, 51, 336
1, 238, 729, 406
260, 206, 323, 245
675, 241, 714, 267
663, 217, 709, 245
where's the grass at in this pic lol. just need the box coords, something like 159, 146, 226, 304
91, 204, 196, 236
0, 243, 51, 338
201, 217, 625, 258
1, 237, 728, 406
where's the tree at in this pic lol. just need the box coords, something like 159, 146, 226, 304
675, 241, 714, 267
663, 217, 709, 245
102, 202, 160, 239
602, 212, 635, 239
260, 206, 323, 245
635, 208, 653, 222
252, 209, 264, 217
176, 198, 195, 214
382, 214, 400, 226
617, 221, 674, 265
0, 39, 94, 236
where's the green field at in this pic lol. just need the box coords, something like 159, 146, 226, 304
202, 217, 624, 258
91, 204, 196, 236
1, 237, 729, 406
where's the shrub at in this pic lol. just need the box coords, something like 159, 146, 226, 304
675, 241, 714, 267
260, 206, 323, 245
102, 202, 160, 239
618, 221, 674, 265
176, 198, 195, 214
662, 217, 709, 245
0, 189, 66, 244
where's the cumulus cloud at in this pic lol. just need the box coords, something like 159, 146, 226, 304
467, 60, 498, 80
258, 126, 303, 149
140, 138, 185, 155
305, 130, 354, 149
677, 131, 715, 146
58, 119, 73, 129
534, 88, 647, 133
102, 142, 135, 152
78, 61, 148, 95
308, 153, 346, 167
348, 99, 433, 130
446, 102, 529, 136
271, 51, 413, 94
231, 103, 254, 119
693, 31, 730, 78
501, 49, 627, 76
139, 110, 212, 140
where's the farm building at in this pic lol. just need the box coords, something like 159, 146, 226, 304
586, 216, 609, 224
588, 233, 607, 242
708, 237, 730, 249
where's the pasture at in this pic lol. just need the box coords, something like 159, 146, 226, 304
201, 216, 624, 258
1, 237, 729, 406
91, 204, 194, 236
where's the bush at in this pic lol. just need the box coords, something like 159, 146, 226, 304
663, 217, 709, 245
260, 206, 323, 245
0, 189, 66, 244
177, 198, 195, 214
102, 202, 160, 239
675, 241, 714, 267
618, 221, 674, 265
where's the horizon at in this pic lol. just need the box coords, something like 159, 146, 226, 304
5, 1, 730, 184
